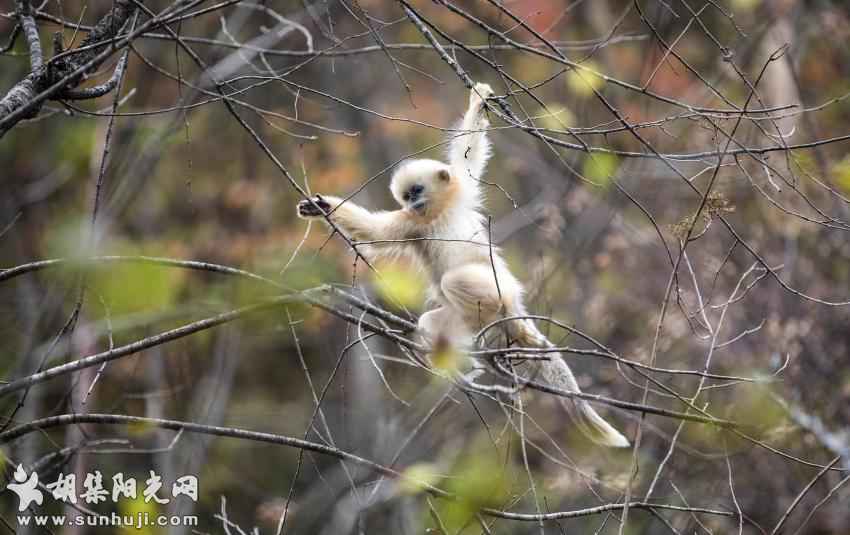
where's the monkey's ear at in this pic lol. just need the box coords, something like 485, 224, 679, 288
437, 169, 451, 182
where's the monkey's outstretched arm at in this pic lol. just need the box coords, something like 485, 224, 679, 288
297, 195, 412, 242
448, 83, 494, 182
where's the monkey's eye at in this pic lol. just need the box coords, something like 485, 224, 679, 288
410, 184, 424, 195
402, 192, 410, 201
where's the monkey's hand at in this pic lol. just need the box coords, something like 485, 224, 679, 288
469, 82, 494, 112
297, 195, 332, 219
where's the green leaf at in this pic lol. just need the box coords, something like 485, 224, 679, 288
566, 62, 606, 98
118, 494, 160, 535
831, 155, 850, 196
90, 259, 184, 317
399, 463, 441, 495
430, 452, 510, 534
582, 153, 619, 188
431, 339, 460, 372
537, 105, 576, 131
372, 263, 425, 310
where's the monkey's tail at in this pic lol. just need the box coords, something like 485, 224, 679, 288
510, 320, 630, 448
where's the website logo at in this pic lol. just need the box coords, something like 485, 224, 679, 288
6, 466, 199, 527
6, 465, 44, 512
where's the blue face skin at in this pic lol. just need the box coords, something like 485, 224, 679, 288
403, 184, 427, 212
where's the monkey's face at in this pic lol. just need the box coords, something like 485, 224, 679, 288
390, 159, 453, 217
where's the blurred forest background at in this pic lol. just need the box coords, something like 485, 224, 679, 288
1, 0, 850, 533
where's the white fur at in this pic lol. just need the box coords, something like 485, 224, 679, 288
298, 83, 629, 447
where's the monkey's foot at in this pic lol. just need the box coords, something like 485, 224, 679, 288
297, 195, 331, 218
